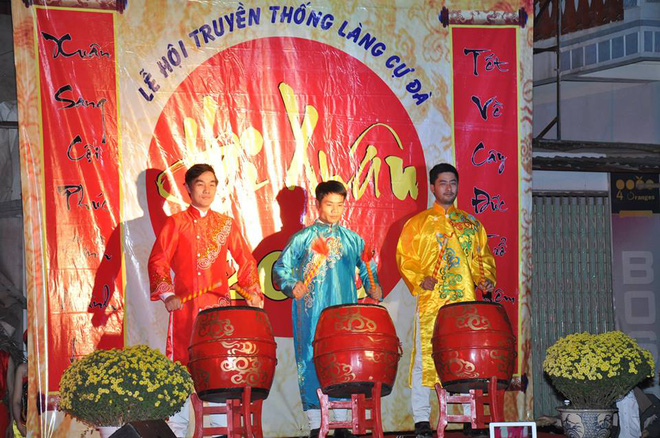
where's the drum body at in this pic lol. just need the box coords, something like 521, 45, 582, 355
313, 304, 401, 398
431, 301, 515, 393
188, 306, 277, 402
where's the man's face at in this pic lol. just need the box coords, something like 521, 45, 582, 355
185, 171, 218, 211
316, 193, 346, 224
431, 171, 458, 208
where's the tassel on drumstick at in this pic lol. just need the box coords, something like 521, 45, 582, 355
303, 237, 330, 288
361, 244, 377, 291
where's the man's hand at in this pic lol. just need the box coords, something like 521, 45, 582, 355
164, 295, 183, 312
420, 276, 438, 291
478, 279, 495, 293
292, 282, 308, 299
368, 285, 383, 300
247, 293, 264, 309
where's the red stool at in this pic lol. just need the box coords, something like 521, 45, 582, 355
191, 387, 263, 438
434, 376, 504, 438
316, 381, 385, 438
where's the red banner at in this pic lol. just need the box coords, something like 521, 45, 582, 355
36, 7, 123, 390
452, 26, 521, 373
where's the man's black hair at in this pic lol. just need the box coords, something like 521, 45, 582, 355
429, 163, 459, 185
315, 180, 347, 202
185, 163, 217, 187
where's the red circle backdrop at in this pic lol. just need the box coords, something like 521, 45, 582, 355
146, 37, 427, 337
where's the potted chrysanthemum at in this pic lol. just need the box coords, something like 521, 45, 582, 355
59, 345, 194, 436
543, 331, 655, 438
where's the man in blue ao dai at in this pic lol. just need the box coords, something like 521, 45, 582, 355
273, 180, 383, 438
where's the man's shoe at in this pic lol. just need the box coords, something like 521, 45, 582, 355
414, 421, 433, 438
309, 428, 320, 438
334, 428, 357, 438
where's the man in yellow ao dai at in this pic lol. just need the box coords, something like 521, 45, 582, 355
396, 163, 496, 438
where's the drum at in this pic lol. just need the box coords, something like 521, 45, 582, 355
431, 301, 515, 392
313, 303, 401, 398
188, 306, 277, 402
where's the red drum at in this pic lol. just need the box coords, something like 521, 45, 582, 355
432, 301, 515, 393
313, 304, 401, 398
188, 306, 277, 402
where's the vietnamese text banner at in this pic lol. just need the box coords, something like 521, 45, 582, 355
36, 7, 124, 391
452, 26, 521, 373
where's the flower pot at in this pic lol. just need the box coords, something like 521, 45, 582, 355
557, 407, 617, 438
97, 426, 120, 438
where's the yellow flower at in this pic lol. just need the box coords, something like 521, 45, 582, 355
58, 344, 194, 427
543, 331, 655, 409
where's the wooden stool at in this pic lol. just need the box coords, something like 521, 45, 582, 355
434, 376, 504, 438
191, 387, 264, 438
316, 382, 384, 438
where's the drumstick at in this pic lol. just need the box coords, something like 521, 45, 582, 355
180, 281, 252, 304
475, 245, 486, 289
181, 283, 215, 304
233, 284, 253, 300
303, 237, 329, 288
360, 244, 377, 291
432, 234, 451, 280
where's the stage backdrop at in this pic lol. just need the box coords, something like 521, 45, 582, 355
11, 0, 533, 435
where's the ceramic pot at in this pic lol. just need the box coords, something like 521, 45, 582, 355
557, 407, 617, 438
